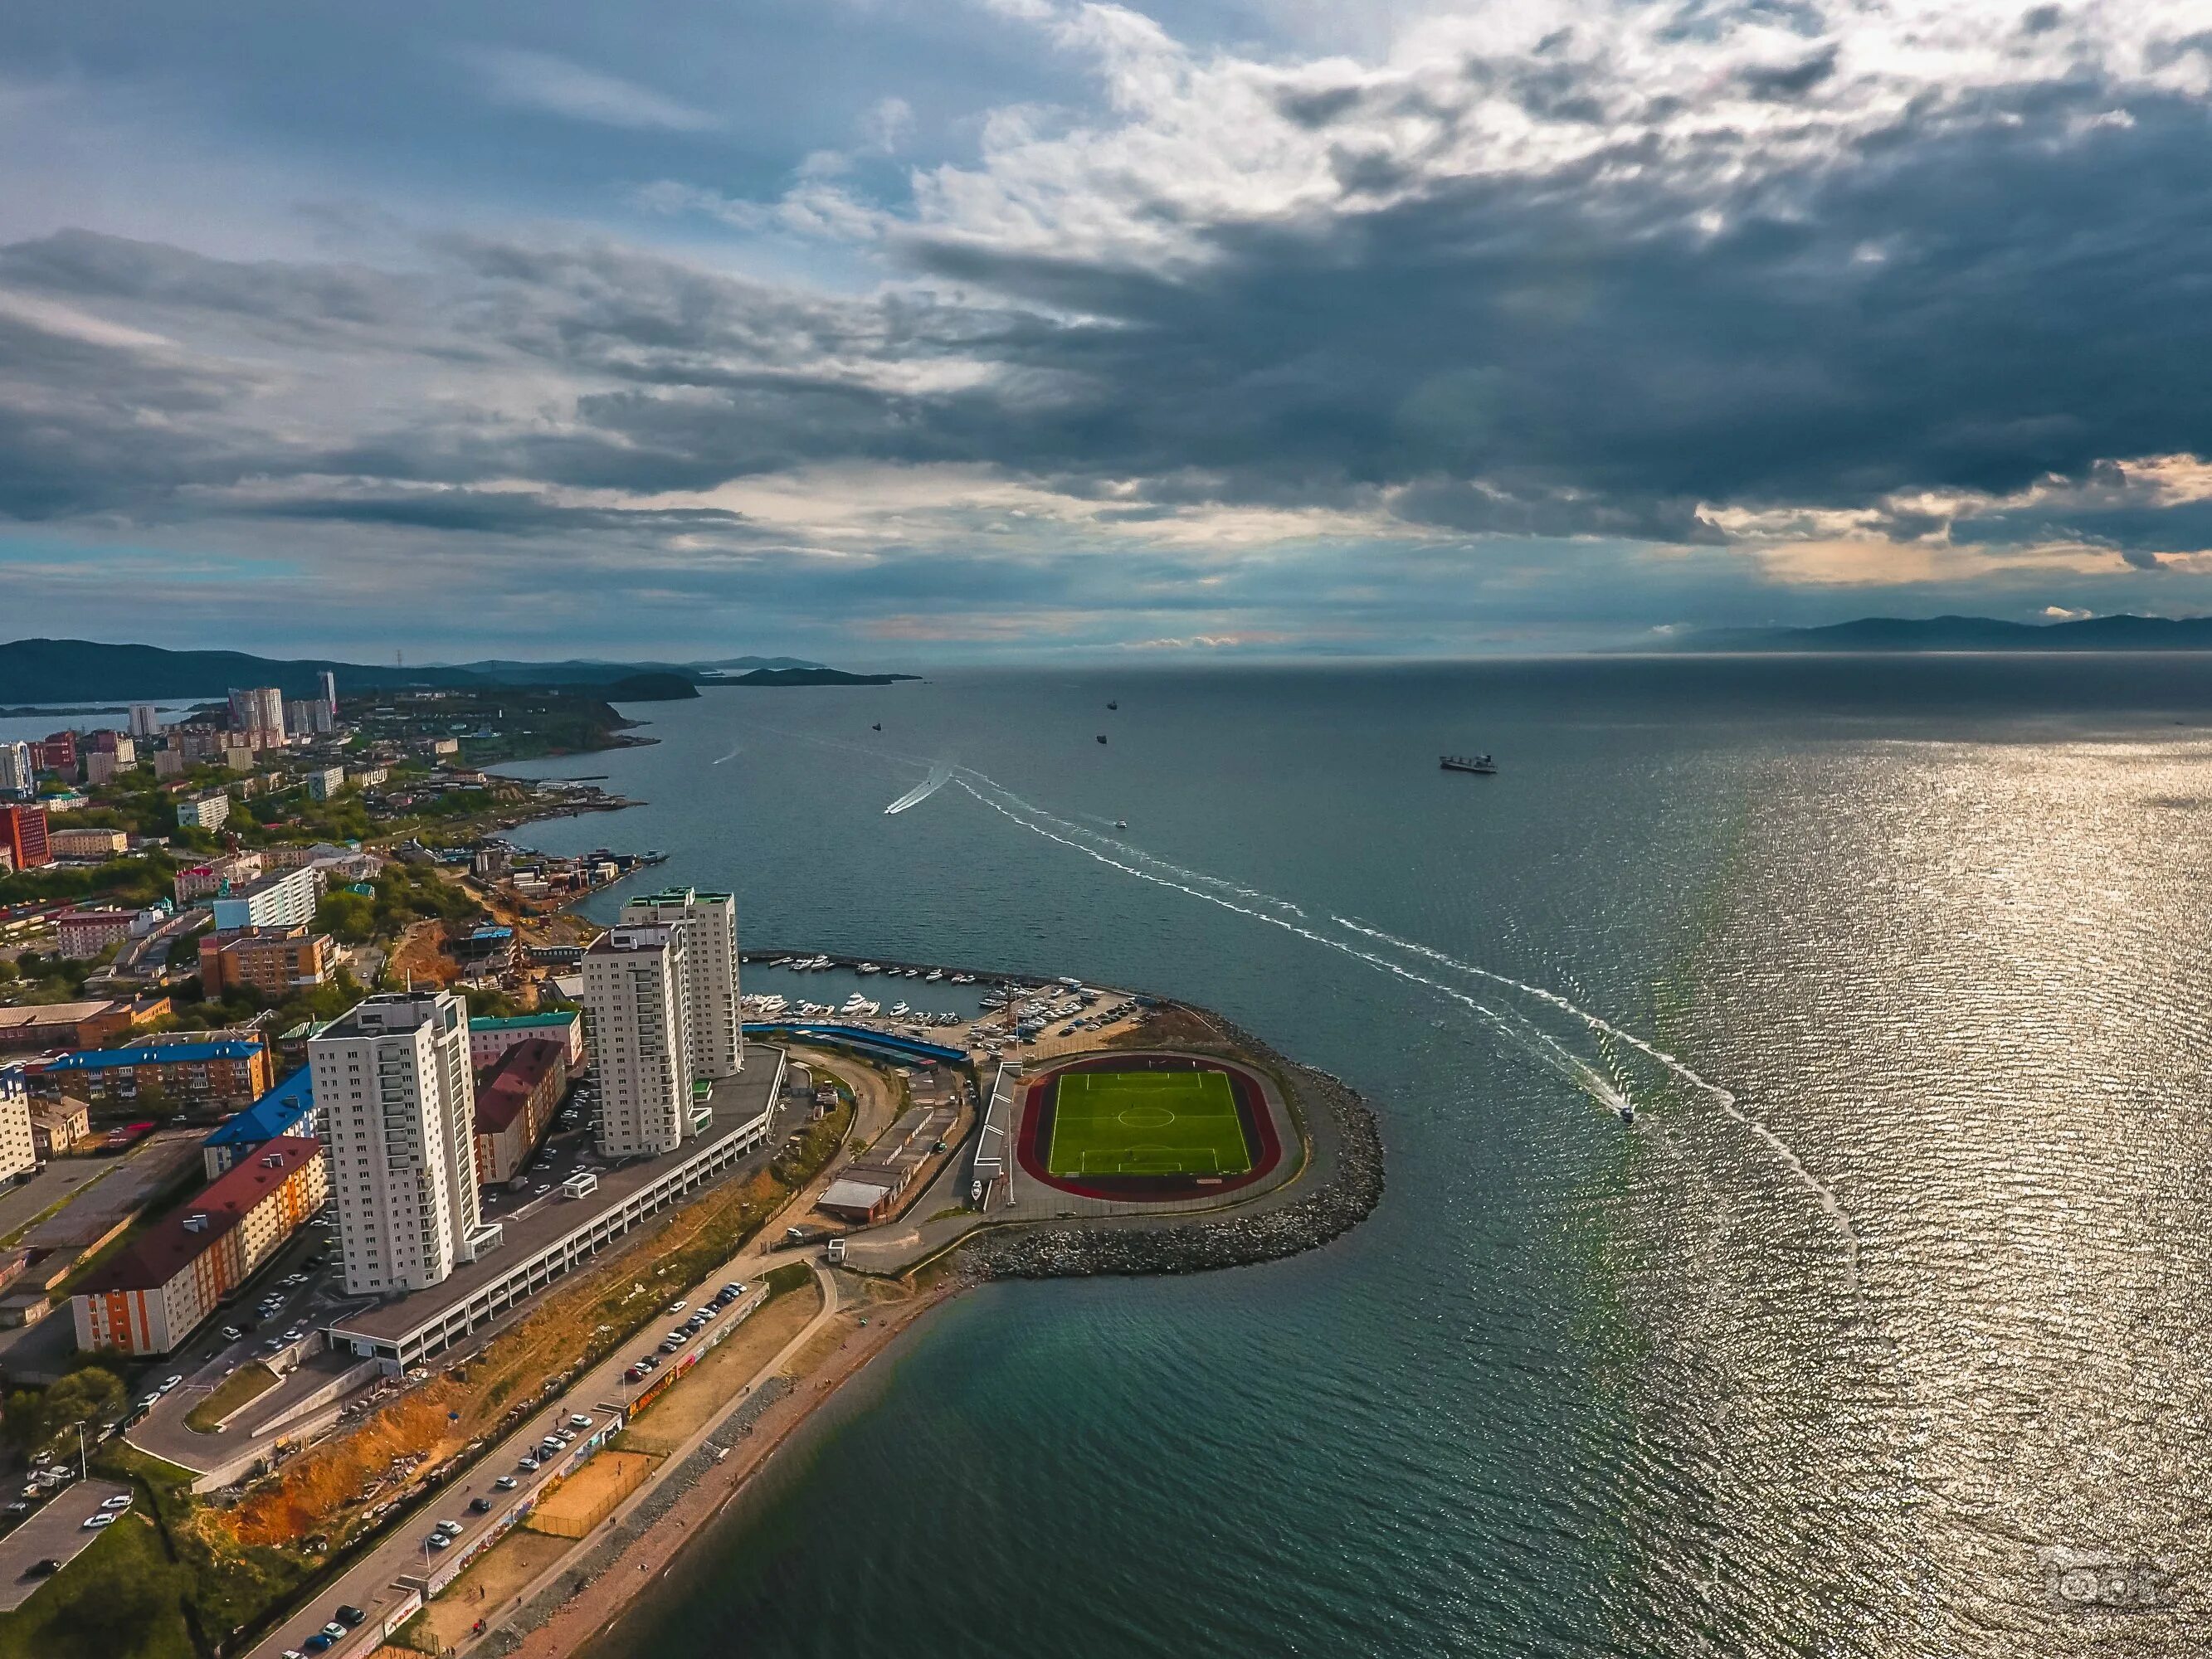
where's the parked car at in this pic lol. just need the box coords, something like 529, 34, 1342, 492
321, 1621, 348, 1640
622, 1365, 644, 1384
220, 1326, 243, 1341
302, 1637, 333, 1656
335, 1604, 367, 1627
567, 1413, 592, 1428
665, 1300, 687, 1316
494, 1475, 518, 1491
469, 1496, 492, 1514
98, 1495, 131, 1512
26, 1559, 59, 1579
426, 1532, 451, 1550
158, 1375, 183, 1394
436, 1520, 464, 1538
81, 1513, 117, 1530
518, 1455, 538, 1472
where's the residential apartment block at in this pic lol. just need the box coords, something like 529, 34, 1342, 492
0, 804, 51, 870
472, 1038, 567, 1185
39, 1039, 274, 1109
468, 1010, 585, 1071
49, 827, 129, 859
176, 791, 231, 832
580, 925, 699, 1158
0, 1071, 32, 1183
618, 887, 743, 1078
210, 864, 324, 932
71, 1138, 327, 1355
309, 991, 500, 1296
199, 927, 337, 998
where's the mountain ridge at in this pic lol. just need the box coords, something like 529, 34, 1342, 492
0, 640, 827, 702
1651, 615, 2212, 652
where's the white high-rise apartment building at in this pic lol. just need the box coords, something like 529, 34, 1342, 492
128, 703, 161, 740
581, 925, 699, 1157
0, 742, 30, 798
309, 991, 499, 1295
319, 670, 339, 718
618, 887, 743, 1078
227, 685, 285, 749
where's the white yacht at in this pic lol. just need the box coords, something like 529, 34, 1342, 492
925, 969, 943, 982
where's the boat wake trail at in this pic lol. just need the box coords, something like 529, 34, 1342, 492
1331, 920, 1862, 1294
884, 763, 953, 815
711, 745, 743, 766
949, 774, 1625, 1112
952, 767, 1862, 1301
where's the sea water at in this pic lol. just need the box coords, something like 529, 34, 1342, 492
491, 656, 2212, 1659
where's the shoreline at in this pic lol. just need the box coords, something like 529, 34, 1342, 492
466, 1016, 1381, 1658
496, 1272, 966, 1659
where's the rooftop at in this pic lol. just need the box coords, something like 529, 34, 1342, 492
79, 1137, 322, 1294
469, 1012, 578, 1032
474, 1039, 564, 1135
43, 1040, 262, 1072
330, 1061, 777, 1346
202, 1068, 315, 1147
0, 1002, 119, 1032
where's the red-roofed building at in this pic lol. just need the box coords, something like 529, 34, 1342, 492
472, 1037, 567, 1186
70, 1136, 327, 1355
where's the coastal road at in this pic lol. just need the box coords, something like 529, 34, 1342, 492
460, 1262, 841, 1659
245, 1057, 867, 1659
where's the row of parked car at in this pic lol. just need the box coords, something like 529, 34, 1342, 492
280, 1600, 366, 1656
646, 1280, 749, 1362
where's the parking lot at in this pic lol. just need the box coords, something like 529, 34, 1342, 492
0, 1478, 129, 1613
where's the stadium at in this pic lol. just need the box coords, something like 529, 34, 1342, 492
1016, 1053, 1282, 1200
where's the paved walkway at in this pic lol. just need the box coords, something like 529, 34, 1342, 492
456, 1262, 840, 1658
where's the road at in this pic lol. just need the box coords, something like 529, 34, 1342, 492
125, 1214, 360, 1469
0, 1477, 129, 1613
244, 1058, 863, 1659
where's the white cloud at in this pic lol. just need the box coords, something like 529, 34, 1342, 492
457, 46, 719, 133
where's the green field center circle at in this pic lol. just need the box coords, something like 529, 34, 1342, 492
1116, 1105, 1177, 1127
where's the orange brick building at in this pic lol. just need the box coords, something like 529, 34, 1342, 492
71, 1137, 328, 1355
199, 927, 338, 998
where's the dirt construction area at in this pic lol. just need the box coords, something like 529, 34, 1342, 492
617, 1282, 823, 1457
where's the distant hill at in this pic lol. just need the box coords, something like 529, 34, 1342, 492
1654, 615, 2212, 653
0, 640, 826, 703
713, 668, 922, 687
597, 673, 699, 702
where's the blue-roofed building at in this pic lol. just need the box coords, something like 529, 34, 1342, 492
200, 1066, 316, 1178
37, 1039, 273, 1111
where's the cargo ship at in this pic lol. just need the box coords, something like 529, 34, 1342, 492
1440, 754, 1498, 774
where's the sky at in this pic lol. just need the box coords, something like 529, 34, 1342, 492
3, 0, 2212, 663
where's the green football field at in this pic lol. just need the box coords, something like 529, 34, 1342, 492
1045, 1068, 1252, 1177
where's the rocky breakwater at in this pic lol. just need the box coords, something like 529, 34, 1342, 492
965, 1030, 1383, 1281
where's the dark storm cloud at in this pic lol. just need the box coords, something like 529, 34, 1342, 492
9, 39, 2212, 582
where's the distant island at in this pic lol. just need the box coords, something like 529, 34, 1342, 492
711, 668, 922, 687
1651, 614, 2212, 653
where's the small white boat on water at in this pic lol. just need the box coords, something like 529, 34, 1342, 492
925, 970, 943, 982
890, 1001, 910, 1017
857, 962, 880, 975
